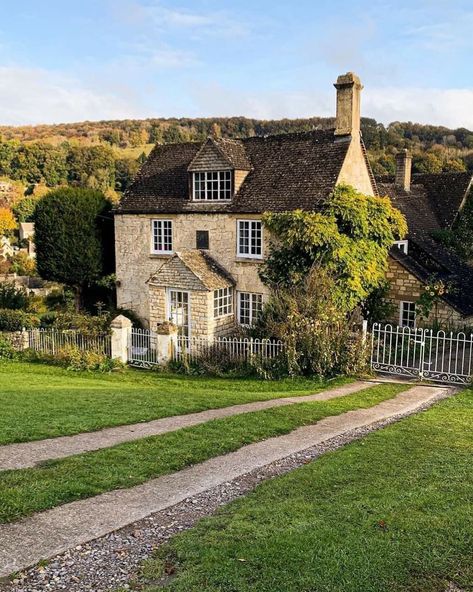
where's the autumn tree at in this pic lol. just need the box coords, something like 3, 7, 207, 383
0, 207, 17, 235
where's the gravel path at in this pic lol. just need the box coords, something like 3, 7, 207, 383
0, 385, 454, 591
0, 381, 374, 471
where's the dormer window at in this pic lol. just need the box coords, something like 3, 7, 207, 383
192, 171, 232, 201
394, 240, 408, 255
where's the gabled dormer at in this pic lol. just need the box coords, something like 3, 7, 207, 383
187, 137, 252, 202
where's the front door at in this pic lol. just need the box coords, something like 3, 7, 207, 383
167, 290, 190, 337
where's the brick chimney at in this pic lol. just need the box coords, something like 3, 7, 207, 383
395, 149, 412, 192
334, 72, 363, 136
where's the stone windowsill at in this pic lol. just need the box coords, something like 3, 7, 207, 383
235, 257, 264, 264
149, 253, 173, 259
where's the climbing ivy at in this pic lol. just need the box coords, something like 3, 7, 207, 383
259, 184, 407, 312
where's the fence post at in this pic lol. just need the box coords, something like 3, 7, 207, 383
361, 319, 368, 343
155, 322, 178, 365
21, 327, 29, 351
110, 315, 132, 363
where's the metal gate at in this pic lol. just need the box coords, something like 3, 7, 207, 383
371, 323, 473, 385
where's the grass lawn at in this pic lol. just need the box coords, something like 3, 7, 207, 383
0, 383, 405, 523
0, 361, 353, 445
136, 388, 473, 592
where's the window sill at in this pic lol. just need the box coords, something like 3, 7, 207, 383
149, 253, 173, 259
235, 257, 264, 264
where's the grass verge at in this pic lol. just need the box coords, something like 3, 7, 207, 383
0, 383, 405, 523
0, 361, 351, 445
137, 388, 472, 592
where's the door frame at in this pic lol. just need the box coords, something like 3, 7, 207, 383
166, 288, 191, 338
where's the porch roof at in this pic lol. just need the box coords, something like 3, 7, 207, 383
148, 250, 235, 291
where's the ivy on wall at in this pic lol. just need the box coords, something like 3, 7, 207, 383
259, 184, 407, 312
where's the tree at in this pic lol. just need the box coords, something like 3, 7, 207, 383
34, 188, 114, 308
260, 184, 407, 312
0, 207, 16, 235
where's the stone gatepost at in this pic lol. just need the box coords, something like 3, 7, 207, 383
110, 315, 132, 363
155, 322, 178, 365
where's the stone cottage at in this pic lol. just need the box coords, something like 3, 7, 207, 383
115, 71, 473, 336
115, 72, 380, 338
377, 156, 473, 328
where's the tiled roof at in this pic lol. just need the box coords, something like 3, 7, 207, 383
149, 250, 235, 291
117, 130, 352, 214
380, 171, 473, 317
377, 172, 472, 239
390, 244, 473, 317
187, 137, 252, 172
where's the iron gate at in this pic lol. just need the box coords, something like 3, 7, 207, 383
371, 323, 473, 385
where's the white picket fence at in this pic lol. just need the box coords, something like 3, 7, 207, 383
174, 335, 285, 363
27, 328, 111, 357
127, 327, 285, 368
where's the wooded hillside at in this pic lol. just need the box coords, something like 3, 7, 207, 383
0, 116, 471, 204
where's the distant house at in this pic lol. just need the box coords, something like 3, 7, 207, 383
377, 157, 473, 327
19, 222, 35, 258
114, 71, 473, 336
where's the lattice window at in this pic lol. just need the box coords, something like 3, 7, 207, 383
237, 220, 262, 258
400, 301, 416, 328
238, 292, 263, 326
151, 220, 173, 254
193, 171, 232, 200
214, 287, 233, 318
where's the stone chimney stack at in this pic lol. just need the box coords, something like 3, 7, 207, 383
334, 72, 363, 136
395, 149, 412, 192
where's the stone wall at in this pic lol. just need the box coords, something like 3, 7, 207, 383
385, 256, 470, 328
147, 284, 235, 339
115, 213, 269, 326
336, 136, 375, 197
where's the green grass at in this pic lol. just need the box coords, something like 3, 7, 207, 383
0, 361, 352, 445
0, 383, 405, 524
137, 388, 473, 592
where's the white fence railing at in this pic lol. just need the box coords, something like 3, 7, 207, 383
27, 329, 111, 357
127, 327, 285, 368
371, 323, 473, 384
173, 335, 285, 363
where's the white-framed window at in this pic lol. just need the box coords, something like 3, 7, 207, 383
151, 219, 173, 254
394, 240, 408, 255
400, 301, 416, 328
237, 220, 263, 259
193, 171, 232, 201
214, 287, 233, 318
238, 292, 263, 326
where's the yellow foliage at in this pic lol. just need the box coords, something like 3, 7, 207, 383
0, 207, 17, 235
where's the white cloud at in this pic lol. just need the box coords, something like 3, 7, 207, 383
364, 87, 473, 128
0, 66, 143, 125
2, 64, 473, 130
190, 82, 473, 129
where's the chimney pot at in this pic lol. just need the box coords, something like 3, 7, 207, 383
334, 72, 363, 137
395, 149, 412, 192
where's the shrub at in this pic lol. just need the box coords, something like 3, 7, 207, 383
30, 346, 123, 372
0, 335, 17, 359
43, 312, 110, 335
254, 267, 369, 378
0, 308, 40, 331
0, 283, 29, 310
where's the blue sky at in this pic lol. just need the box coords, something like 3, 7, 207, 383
1, 0, 473, 127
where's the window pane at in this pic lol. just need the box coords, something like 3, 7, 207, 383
193, 171, 232, 201
152, 220, 172, 253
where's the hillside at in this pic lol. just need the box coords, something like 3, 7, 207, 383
0, 116, 471, 208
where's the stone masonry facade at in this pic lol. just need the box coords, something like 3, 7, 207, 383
115, 212, 268, 337
385, 257, 472, 328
